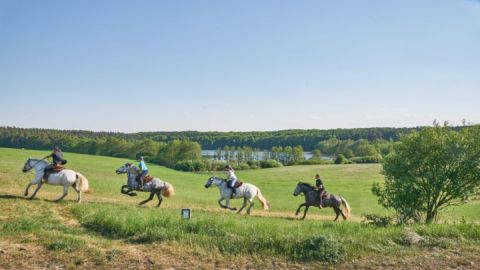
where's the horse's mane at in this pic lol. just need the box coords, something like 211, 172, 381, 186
29, 158, 48, 165
298, 182, 316, 189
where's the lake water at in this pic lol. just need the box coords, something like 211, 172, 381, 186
201, 150, 328, 160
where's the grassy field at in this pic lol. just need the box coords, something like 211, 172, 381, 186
0, 147, 479, 269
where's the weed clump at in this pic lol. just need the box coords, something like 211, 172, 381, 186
294, 235, 345, 263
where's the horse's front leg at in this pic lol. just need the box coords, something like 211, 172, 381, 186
295, 203, 306, 216
218, 198, 227, 209
301, 205, 310, 220
139, 191, 155, 205
24, 183, 33, 196
225, 198, 237, 211
53, 185, 69, 202
28, 182, 44, 200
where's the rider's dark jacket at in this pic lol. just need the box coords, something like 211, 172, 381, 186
315, 178, 324, 191
50, 151, 66, 165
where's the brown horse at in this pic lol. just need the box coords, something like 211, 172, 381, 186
293, 182, 351, 221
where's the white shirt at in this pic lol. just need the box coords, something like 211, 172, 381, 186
226, 169, 237, 181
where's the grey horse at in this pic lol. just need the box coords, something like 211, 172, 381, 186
293, 182, 351, 221
115, 163, 174, 207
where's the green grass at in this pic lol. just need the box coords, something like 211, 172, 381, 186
0, 147, 479, 267
1, 147, 477, 222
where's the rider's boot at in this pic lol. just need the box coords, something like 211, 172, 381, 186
318, 190, 324, 208
42, 172, 48, 184
231, 187, 236, 198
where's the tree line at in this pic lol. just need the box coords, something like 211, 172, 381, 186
0, 125, 471, 172
0, 126, 428, 151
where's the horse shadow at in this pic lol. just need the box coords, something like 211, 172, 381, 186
0, 194, 24, 200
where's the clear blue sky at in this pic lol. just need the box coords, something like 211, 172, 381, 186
0, 0, 479, 132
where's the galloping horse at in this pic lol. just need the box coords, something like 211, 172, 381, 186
204, 176, 270, 215
115, 163, 174, 207
21, 158, 90, 203
293, 182, 351, 221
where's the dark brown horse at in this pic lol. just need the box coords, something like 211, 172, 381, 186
293, 182, 351, 221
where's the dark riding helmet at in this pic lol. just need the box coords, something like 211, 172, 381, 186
53, 146, 61, 152
225, 165, 232, 170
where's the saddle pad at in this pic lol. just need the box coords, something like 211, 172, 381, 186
234, 181, 243, 188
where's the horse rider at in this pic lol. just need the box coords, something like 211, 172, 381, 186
42, 146, 67, 183
225, 165, 238, 197
315, 174, 326, 208
137, 156, 148, 190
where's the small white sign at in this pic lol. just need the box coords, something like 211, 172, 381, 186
181, 208, 191, 220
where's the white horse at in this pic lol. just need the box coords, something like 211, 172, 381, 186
21, 158, 90, 203
204, 176, 270, 214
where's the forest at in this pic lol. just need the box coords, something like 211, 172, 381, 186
0, 126, 466, 171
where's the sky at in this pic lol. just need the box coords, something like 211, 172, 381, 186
0, 0, 479, 132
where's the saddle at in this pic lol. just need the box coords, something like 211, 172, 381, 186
135, 175, 154, 183
233, 181, 243, 188
51, 164, 65, 173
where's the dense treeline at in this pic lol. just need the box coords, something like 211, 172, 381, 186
0, 125, 472, 171
0, 126, 430, 151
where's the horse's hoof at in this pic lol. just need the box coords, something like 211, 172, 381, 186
231, 208, 237, 211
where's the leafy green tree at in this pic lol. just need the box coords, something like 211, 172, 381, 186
291, 145, 305, 164
334, 154, 347, 164
132, 138, 161, 160
372, 125, 480, 224
312, 149, 322, 159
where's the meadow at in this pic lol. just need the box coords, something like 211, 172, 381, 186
0, 147, 479, 269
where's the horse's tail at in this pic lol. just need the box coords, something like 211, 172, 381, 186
76, 173, 90, 193
161, 182, 175, 198
340, 196, 351, 218
256, 188, 270, 210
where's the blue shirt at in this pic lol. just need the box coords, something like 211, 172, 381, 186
139, 161, 148, 171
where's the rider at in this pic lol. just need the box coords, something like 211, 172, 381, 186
43, 146, 67, 183
225, 165, 237, 197
137, 156, 148, 190
315, 174, 326, 208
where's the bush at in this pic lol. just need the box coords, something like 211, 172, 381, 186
363, 214, 394, 227
350, 155, 382, 163
247, 160, 261, 169
174, 159, 207, 172
235, 163, 251, 170
334, 154, 348, 164
204, 160, 226, 171
259, 159, 283, 168
295, 235, 345, 263
296, 158, 333, 165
